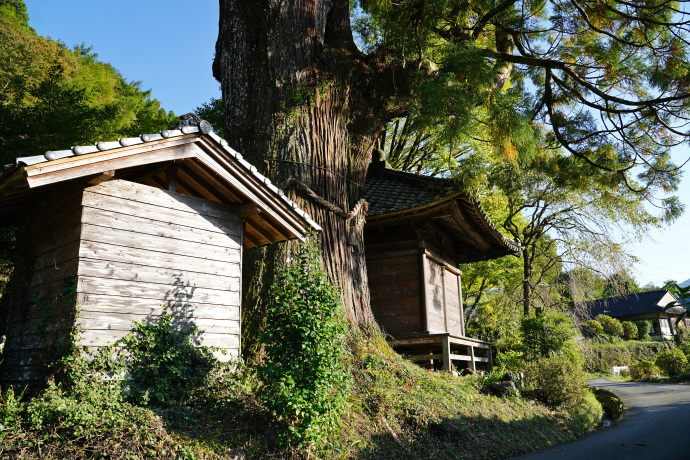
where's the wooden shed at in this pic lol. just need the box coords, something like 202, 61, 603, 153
0, 116, 319, 386
362, 152, 521, 372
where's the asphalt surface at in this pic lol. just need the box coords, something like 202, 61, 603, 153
512, 378, 690, 460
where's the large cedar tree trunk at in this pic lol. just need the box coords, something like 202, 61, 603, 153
214, 1, 399, 349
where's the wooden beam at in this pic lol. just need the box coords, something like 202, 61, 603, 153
166, 162, 178, 192
182, 159, 242, 203
418, 238, 429, 333
238, 203, 264, 218
244, 220, 274, 246
88, 170, 115, 185
242, 229, 262, 249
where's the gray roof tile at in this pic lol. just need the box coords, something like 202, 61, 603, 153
6, 117, 321, 232
584, 289, 682, 318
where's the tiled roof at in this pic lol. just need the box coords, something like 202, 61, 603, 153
584, 289, 682, 318
363, 160, 522, 257
1, 117, 320, 233
363, 162, 459, 216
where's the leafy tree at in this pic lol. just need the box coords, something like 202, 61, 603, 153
0, 8, 176, 164
195, 96, 224, 137
213, 0, 689, 328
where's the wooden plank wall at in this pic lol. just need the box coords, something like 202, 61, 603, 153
425, 259, 447, 333
366, 242, 421, 336
444, 269, 464, 336
77, 179, 242, 361
424, 248, 464, 337
0, 189, 82, 385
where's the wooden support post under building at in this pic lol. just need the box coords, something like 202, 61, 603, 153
469, 345, 476, 372
441, 335, 451, 371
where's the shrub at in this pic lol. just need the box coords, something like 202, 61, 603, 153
570, 390, 604, 429
582, 340, 668, 373
677, 325, 690, 343
630, 360, 661, 380
112, 312, 218, 405
655, 348, 688, 376
634, 321, 651, 341
521, 311, 578, 362
584, 320, 603, 335
495, 350, 523, 372
523, 354, 588, 407
596, 314, 623, 337
622, 321, 638, 340
679, 341, 690, 358
258, 235, 349, 449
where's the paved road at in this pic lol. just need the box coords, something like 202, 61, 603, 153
512, 378, 690, 460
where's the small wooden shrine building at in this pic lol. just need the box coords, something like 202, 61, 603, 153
363, 151, 521, 372
0, 115, 319, 386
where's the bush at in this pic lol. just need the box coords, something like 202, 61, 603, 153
677, 325, 690, 343
630, 360, 661, 380
495, 350, 523, 372
679, 341, 690, 358
570, 390, 604, 429
634, 321, 651, 341
582, 340, 668, 373
109, 312, 218, 406
258, 235, 349, 449
584, 320, 603, 335
655, 348, 688, 376
622, 321, 638, 340
521, 311, 578, 362
523, 354, 589, 407
595, 314, 623, 337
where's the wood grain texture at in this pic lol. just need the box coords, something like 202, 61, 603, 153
79, 240, 240, 276
77, 276, 240, 307
81, 206, 241, 246
78, 258, 239, 292
82, 193, 241, 236
77, 294, 240, 320
86, 179, 241, 222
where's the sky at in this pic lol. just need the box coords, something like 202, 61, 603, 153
24, 1, 690, 289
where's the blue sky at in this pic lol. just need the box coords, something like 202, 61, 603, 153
26, 1, 221, 115
25, 1, 690, 288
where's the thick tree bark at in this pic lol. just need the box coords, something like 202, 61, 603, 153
214, 1, 394, 350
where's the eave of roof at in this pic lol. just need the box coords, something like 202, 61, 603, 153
0, 124, 321, 247
363, 161, 522, 259
584, 289, 684, 318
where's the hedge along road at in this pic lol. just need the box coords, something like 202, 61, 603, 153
512, 378, 690, 460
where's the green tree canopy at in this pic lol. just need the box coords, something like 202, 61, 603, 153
0, 4, 176, 164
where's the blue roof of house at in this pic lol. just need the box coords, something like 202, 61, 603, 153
584, 289, 681, 319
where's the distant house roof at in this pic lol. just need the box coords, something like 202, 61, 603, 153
584, 289, 683, 318
362, 156, 521, 262
0, 115, 320, 248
